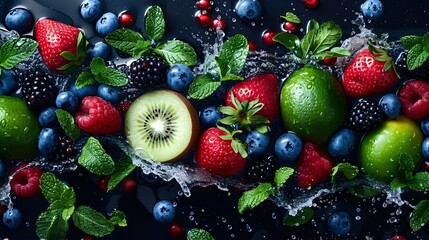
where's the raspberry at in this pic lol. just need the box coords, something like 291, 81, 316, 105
128, 56, 168, 90
345, 99, 384, 133
55, 135, 77, 161
20, 69, 57, 112
398, 80, 429, 119
10, 166, 44, 198
245, 155, 279, 183
297, 142, 333, 189
75, 96, 122, 135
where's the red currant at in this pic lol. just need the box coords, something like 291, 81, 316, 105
194, 10, 212, 27
248, 40, 257, 51
82, 236, 94, 240
122, 177, 137, 192
196, 0, 213, 11
262, 29, 277, 47
119, 11, 135, 27
168, 222, 185, 238
425, 161, 429, 171
97, 176, 109, 192
322, 57, 337, 66
0, 205, 7, 216
390, 236, 406, 240
211, 17, 226, 30
282, 22, 298, 33
303, 0, 318, 8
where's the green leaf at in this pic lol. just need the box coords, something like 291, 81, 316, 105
46, 214, 69, 240
62, 206, 75, 221
410, 200, 429, 232
398, 153, 415, 180
408, 172, 429, 191
96, 68, 129, 87
109, 210, 127, 227
312, 21, 342, 54
331, 163, 359, 184
107, 156, 136, 191
238, 183, 274, 214
281, 12, 301, 24
311, 47, 351, 60
407, 44, 429, 70
306, 19, 319, 33
0, 38, 38, 69
105, 28, 145, 57
187, 228, 215, 240
132, 40, 152, 59
283, 207, 314, 227
154, 40, 197, 66
78, 137, 115, 176
347, 185, 381, 198
300, 29, 316, 58
76, 71, 95, 89
72, 205, 115, 237
145, 5, 165, 41
273, 32, 301, 57
60, 188, 76, 208
36, 201, 63, 239
400, 35, 423, 50
55, 109, 81, 141
390, 178, 408, 190
188, 74, 221, 99
423, 33, 429, 52
274, 167, 294, 189
221, 73, 244, 81
216, 34, 249, 78
40, 172, 69, 203
90, 57, 106, 75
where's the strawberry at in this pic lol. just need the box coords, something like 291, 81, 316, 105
195, 127, 247, 177
221, 74, 279, 133
398, 80, 429, 119
34, 18, 87, 74
342, 42, 399, 98
297, 142, 333, 189
10, 165, 44, 198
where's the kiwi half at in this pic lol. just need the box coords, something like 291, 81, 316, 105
125, 90, 200, 162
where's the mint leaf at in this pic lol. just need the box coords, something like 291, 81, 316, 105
410, 200, 429, 232
60, 188, 76, 209
40, 172, 69, 203
155, 40, 197, 66
273, 32, 301, 57
407, 44, 429, 70
78, 137, 115, 176
408, 172, 429, 191
62, 206, 75, 221
0, 38, 38, 69
312, 21, 342, 54
105, 28, 145, 57
283, 207, 314, 227
109, 210, 127, 227
46, 214, 69, 240
274, 167, 294, 189
90, 57, 106, 75
311, 47, 351, 60
187, 228, 215, 240
107, 156, 136, 191
423, 33, 429, 52
55, 109, 81, 141
133, 40, 151, 59
72, 205, 114, 237
300, 29, 316, 58
281, 12, 301, 24
96, 67, 128, 87
306, 19, 320, 33
220, 73, 244, 81
188, 74, 221, 99
390, 177, 408, 190
145, 5, 165, 41
347, 185, 381, 198
36, 201, 63, 239
216, 34, 249, 78
238, 183, 274, 214
400, 35, 423, 50
331, 163, 359, 184
76, 71, 95, 89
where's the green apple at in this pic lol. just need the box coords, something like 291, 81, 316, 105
360, 116, 423, 182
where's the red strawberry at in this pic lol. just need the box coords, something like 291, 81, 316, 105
342, 42, 399, 98
297, 142, 333, 189
195, 127, 247, 177
75, 96, 122, 135
34, 18, 87, 74
398, 80, 429, 119
10, 166, 44, 198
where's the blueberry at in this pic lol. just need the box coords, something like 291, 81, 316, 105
199, 106, 222, 127
235, 0, 262, 21
38, 128, 57, 155
97, 84, 121, 104
379, 94, 401, 119
328, 129, 356, 158
80, 0, 103, 22
246, 130, 270, 157
5, 8, 33, 34
423, 137, 429, 159
0, 70, 17, 95
327, 211, 351, 236
90, 42, 111, 60
360, 0, 384, 20
39, 107, 57, 128
71, 82, 98, 99
96, 12, 120, 36
153, 200, 176, 224
166, 64, 194, 92
3, 208, 22, 229
56, 91, 79, 113
421, 118, 429, 137
275, 133, 302, 163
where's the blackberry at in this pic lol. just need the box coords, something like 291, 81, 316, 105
55, 135, 77, 161
245, 155, 279, 183
345, 99, 384, 133
20, 69, 57, 112
396, 51, 429, 81
128, 55, 168, 90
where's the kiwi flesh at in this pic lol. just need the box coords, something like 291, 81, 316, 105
125, 90, 200, 162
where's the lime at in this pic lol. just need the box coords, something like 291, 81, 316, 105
280, 66, 347, 144
0, 96, 40, 161
360, 116, 423, 182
